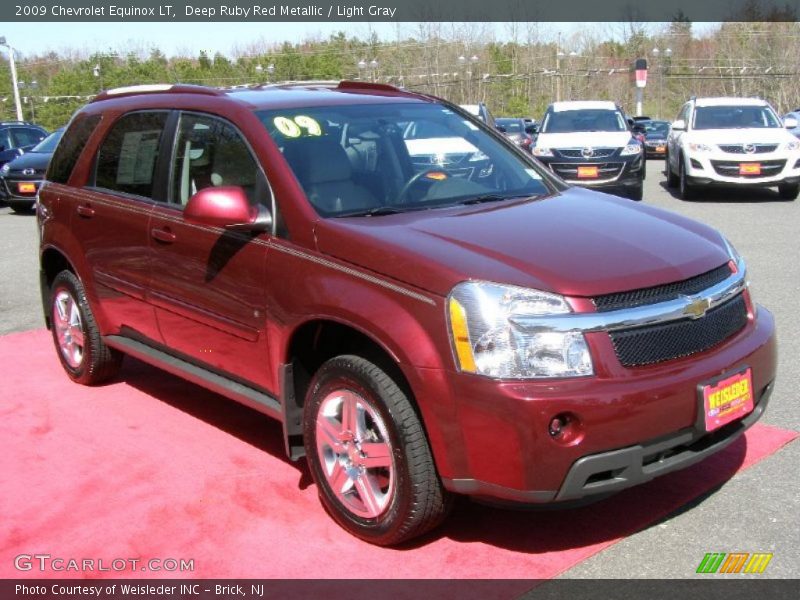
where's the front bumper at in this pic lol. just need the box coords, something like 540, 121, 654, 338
536, 151, 644, 191
437, 305, 777, 504
1, 175, 41, 206
644, 141, 668, 158
683, 150, 800, 186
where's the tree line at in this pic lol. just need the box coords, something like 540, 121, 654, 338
3, 21, 800, 132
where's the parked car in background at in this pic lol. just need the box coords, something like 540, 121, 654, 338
1, 128, 64, 213
523, 118, 539, 135
666, 97, 800, 200
642, 120, 671, 158
459, 102, 496, 128
39, 82, 775, 547
783, 110, 800, 138
495, 117, 534, 152
534, 100, 645, 200
0, 121, 48, 169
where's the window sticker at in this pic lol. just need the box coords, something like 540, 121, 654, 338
115, 130, 160, 185
294, 115, 322, 136
273, 115, 323, 138
274, 116, 302, 138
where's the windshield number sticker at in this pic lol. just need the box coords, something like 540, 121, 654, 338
274, 115, 323, 138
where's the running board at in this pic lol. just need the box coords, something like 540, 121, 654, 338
103, 335, 282, 422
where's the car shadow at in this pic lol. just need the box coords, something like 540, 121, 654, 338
114, 355, 748, 553
658, 179, 792, 203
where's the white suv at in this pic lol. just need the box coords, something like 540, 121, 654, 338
666, 97, 800, 200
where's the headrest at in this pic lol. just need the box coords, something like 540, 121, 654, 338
284, 137, 352, 185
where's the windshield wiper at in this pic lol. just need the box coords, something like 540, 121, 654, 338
336, 206, 410, 218
459, 194, 527, 205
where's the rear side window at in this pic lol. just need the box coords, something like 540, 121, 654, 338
10, 127, 46, 147
48, 115, 101, 184
95, 112, 169, 198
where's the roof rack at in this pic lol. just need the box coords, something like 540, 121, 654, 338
91, 84, 223, 103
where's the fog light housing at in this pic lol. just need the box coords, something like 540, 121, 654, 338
548, 412, 583, 445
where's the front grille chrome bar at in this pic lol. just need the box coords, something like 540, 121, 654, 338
509, 257, 747, 335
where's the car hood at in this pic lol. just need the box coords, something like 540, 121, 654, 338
4, 151, 51, 173
685, 128, 794, 144
314, 187, 730, 298
536, 131, 633, 149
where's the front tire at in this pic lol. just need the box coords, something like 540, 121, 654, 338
678, 157, 696, 200
627, 183, 644, 201
50, 270, 122, 385
303, 355, 450, 546
778, 182, 799, 200
666, 152, 679, 187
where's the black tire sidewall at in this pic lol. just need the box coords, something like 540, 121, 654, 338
303, 357, 415, 543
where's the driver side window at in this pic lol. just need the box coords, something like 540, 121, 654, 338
170, 113, 262, 206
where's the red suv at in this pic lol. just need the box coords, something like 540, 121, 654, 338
38, 82, 777, 546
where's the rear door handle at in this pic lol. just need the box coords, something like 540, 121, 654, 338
151, 227, 176, 244
76, 204, 95, 218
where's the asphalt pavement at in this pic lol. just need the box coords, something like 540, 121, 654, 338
1, 163, 797, 578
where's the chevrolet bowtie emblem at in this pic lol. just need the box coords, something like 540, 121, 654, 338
682, 295, 711, 319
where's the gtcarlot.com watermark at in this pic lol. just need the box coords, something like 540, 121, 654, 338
14, 553, 194, 573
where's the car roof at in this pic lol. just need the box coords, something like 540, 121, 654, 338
89, 81, 431, 112
550, 100, 618, 112
694, 97, 768, 107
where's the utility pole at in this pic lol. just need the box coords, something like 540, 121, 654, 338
0, 36, 24, 122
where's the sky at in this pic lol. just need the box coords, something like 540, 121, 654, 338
2, 22, 719, 59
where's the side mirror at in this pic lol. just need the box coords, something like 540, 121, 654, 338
495, 125, 507, 133
671, 119, 686, 131
525, 125, 538, 135
784, 116, 798, 129
184, 186, 272, 232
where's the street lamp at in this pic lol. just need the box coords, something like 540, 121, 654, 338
358, 59, 379, 83
651, 47, 672, 119
0, 36, 24, 122
93, 63, 103, 92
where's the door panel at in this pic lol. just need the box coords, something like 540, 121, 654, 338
148, 112, 272, 389
71, 111, 171, 341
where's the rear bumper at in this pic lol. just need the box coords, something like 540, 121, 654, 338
435, 306, 777, 504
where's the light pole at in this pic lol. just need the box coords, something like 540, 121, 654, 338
0, 36, 24, 122
267, 63, 275, 83
358, 59, 379, 83
651, 47, 672, 119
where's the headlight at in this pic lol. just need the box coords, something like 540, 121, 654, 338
448, 281, 594, 379
1, 163, 9, 175
620, 143, 642, 156
689, 142, 713, 152
532, 147, 554, 157
785, 140, 800, 151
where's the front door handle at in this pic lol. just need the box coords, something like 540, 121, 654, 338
76, 204, 95, 218
151, 227, 176, 244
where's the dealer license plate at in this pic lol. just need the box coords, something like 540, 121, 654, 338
577, 166, 599, 179
699, 368, 754, 432
739, 163, 761, 175
18, 182, 36, 194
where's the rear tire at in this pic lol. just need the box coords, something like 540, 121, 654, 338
10, 203, 35, 214
628, 183, 644, 201
50, 270, 122, 385
778, 182, 799, 200
303, 355, 451, 546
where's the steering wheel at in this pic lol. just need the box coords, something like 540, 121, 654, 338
396, 169, 449, 204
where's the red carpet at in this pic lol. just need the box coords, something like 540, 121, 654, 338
0, 329, 796, 580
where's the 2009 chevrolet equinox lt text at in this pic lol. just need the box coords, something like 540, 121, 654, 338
37, 82, 777, 545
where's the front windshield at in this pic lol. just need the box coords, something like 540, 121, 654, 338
497, 120, 523, 133
644, 121, 670, 136
541, 109, 627, 133
693, 105, 781, 130
257, 102, 553, 217
31, 130, 63, 153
